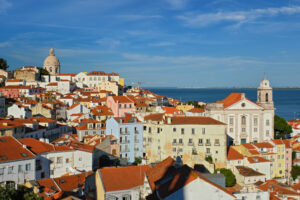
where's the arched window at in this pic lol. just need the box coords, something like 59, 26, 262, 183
241, 116, 246, 125
49, 67, 52, 72
258, 92, 261, 102
266, 93, 269, 102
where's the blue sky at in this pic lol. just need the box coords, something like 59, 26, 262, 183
0, 0, 300, 87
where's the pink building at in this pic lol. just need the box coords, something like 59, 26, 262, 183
0, 85, 45, 98
283, 139, 292, 180
106, 96, 136, 117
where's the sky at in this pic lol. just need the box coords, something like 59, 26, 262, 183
0, 0, 300, 87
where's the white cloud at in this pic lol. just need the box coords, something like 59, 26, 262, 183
96, 38, 121, 49
117, 14, 162, 21
0, 0, 12, 14
165, 0, 188, 9
178, 6, 300, 27
0, 41, 10, 48
149, 41, 175, 46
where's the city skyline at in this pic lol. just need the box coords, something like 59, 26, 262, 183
1, 0, 300, 87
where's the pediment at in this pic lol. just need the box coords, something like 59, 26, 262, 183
225, 99, 263, 110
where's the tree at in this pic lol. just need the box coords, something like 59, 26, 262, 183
0, 58, 9, 70
37, 67, 49, 76
215, 168, 236, 187
0, 184, 43, 200
274, 115, 292, 139
133, 157, 142, 165
291, 165, 300, 180
205, 155, 213, 163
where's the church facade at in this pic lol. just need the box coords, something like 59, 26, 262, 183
205, 77, 275, 145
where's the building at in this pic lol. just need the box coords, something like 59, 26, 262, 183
0, 136, 36, 186
8, 104, 32, 119
43, 48, 60, 76
0, 97, 5, 117
106, 113, 143, 163
97, 81, 122, 96
106, 96, 136, 117
205, 77, 275, 145
14, 66, 40, 82
143, 114, 227, 168
93, 165, 150, 200
75, 71, 120, 88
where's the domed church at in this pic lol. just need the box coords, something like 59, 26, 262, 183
43, 48, 60, 75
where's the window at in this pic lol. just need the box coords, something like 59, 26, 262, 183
266, 120, 270, 126
277, 155, 280, 159
143, 126, 146, 131
8, 166, 13, 174
66, 158, 69, 163
199, 139, 203, 145
50, 170, 54, 175
202, 128, 205, 134
124, 104, 127, 108
254, 117, 258, 126
179, 139, 183, 144
181, 128, 184, 134
206, 148, 210, 154
241, 116, 246, 125
18, 165, 23, 173
157, 128, 160, 134
229, 117, 234, 125
173, 148, 176, 152
173, 128, 176, 132
125, 127, 128, 133
254, 128, 258, 132
188, 138, 193, 144
26, 163, 31, 171
214, 139, 220, 146
0, 168, 3, 175
148, 127, 151, 133
242, 128, 246, 132
57, 157, 63, 164
266, 130, 269, 136
129, 104, 132, 108
173, 139, 177, 144
206, 139, 210, 145
191, 128, 195, 134
281, 155, 284, 159
119, 104, 122, 108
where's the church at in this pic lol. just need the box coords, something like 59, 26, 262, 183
43, 48, 60, 76
205, 77, 275, 145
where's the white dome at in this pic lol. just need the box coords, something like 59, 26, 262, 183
43, 48, 60, 67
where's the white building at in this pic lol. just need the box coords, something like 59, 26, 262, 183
205, 77, 275, 145
75, 71, 119, 88
0, 136, 36, 187
67, 103, 90, 120
8, 104, 32, 119
18, 138, 92, 179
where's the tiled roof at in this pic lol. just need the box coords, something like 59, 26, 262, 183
253, 142, 274, 149
218, 93, 258, 108
58, 73, 76, 77
168, 116, 226, 125
248, 149, 261, 155
257, 180, 300, 196
99, 165, 150, 192
54, 171, 93, 192
247, 156, 270, 163
112, 96, 133, 103
187, 108, 205, 113
242, 143, 256, 150
162, 107, 182, 115
47, 82, 58, 86
0, 136, 36, 163
19, 138, 73, 154
283, 139, 292, 148
227, 147, 244, 160
144, 113, 165, 121
235, 166, 265, 177
272, 139, 284, 145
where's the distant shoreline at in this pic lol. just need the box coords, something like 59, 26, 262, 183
145, 87, 300, 89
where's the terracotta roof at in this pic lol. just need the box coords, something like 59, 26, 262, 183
283, 139, 292, 148
272, 139, 284, 145
58, 73, 76, 77
54, 171, 93, 192
0, 136, 36, 162
187, 108, 205, 113
6, 79, 24, 82
99, 165, 150, 192
162, 107, 182, 115
241, 143, 256, 149
67, 140, 94, 153
19, 138, 73, 154
253, 142, 274, 149
247, 156, 270, 163
248, 149, 261, 155
235, 166, 265, 177
227, 147, 244, 160
257, 180, 300, 196
47, 82, 58, 86
144, 113, 165, 121
112, 96, 133, 103
168, 116, 226, 125
37, 178, 61, 199
219, 93, 259, 109
87, 71, 107, 76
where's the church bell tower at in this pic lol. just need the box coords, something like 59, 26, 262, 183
257, 76, 274, 110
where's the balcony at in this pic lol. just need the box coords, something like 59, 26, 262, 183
188, 142, 194, 146
172, 142, 177, 146
178, 143, 184, 146
120, 140, 130, 144
206, 143, 211, 146
198, 143, 203, 146
214, 143, 220, 146
134, 148, 139, 151
134, 139, 139, 143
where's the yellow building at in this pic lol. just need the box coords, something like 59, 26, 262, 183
119, 77, 125, 87
143, 114, 227, 169
232, 140, 286, 179
176, 104, 194, 112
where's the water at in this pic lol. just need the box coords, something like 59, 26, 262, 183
146, 88, 300, 121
